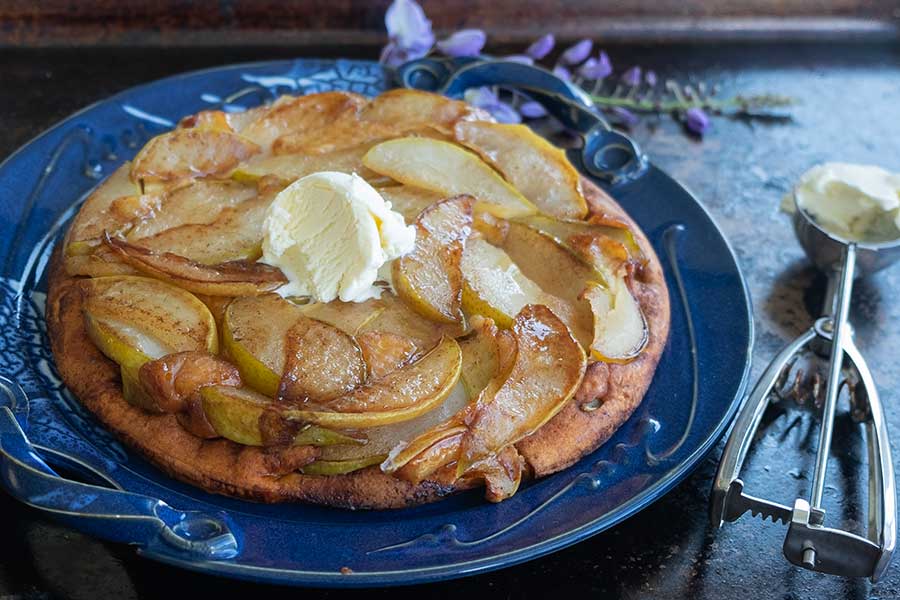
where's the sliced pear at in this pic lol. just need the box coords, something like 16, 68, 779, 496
321, 381, 469, 465
301, 455, 386, 476
504, 217, 648, 361
131, 129, 260, 185
281, 337, 461, 429
458, 317, 503, 398
362, 138, 537, 218
82, 275, 217, 368
199, 385, 362, 447
582, 280, 649, 363
360, 89, 488, 135
460, 237, 576, 334
177, 109, 234, 132
461, 237, 544, 328
224, 295, 366, 401
237, 92, 366, 150
294, 300, 384, 336
284, 87, 484, 155
454, 121, 588, 219
480, 219, 599, 345
376, 185, 446, 223
274, 117, 394, 155
230, 145, 380, 183
457, 305, 586, 474
103, 236, 287, 297
126, 179, 258, 241
223, 295, 298, 395
120, 365, 161, 413
393, 196, 474, 324
357, 331, 419, 379
65, 163, 141, 255
131, 191, 273, 265
358, 293, 466, 350
384, 304, 584, 480
517, 213, 643, 269
82, 276, 217, 410
137, 351, 241, 414
278, 317, 366, 403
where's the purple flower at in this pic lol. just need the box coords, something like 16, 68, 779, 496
552, 65, 572, 81
609, 107, 639, 128
503, 54, 535, 65
685, 107, 710, 135
380, 0, 434, 67
645, 70, 658, 87
560, 39, 593, 65
622, 66, 642, 86
488, 102, 522, 124
578, 51, 612, 79
464, 87, 521, 124
525, 34, 555, 60
436, 29, 486, 57
464, 86, 499, 107
519, 101, 548, 119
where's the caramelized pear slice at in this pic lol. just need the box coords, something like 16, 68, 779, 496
126, 179, 258, 241
393, 195, 474, 324
82, 275, 217, 370
223, 295, 364, 400
103, 236, 287, 297
356, 331, 419, 379
138, 351, 241, 414
131, 129, 259, 185
133, 192, 273, 265
479, 218, 598, 347
454, 121, 588, 219
319, 381, 469, 463
376, 185, 446, 223
383, 305, 583, 481
457, 305, 586, 474
230, 146, 379, 184
358, 293, 466, 350
278, 317, 366, 403
582, 280, 649, 363
199, 385, 362, 447
177, 109, 234, 132
294, 300, 384, 336
460, 237, 576, 334
301, 455, 386, 476
517, 213, 643, 268
458, 317, 503, 398
362, 138, 536, 218
239, 91, 366, 150
66, 163, 141, 251
281, 337, 461, 429
361, 89, 488, 135
505, 218, 648, 361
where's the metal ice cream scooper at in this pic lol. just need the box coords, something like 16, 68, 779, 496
710, 191, 899, 581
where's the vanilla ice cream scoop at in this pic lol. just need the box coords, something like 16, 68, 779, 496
260, 172, 416, 303
792, 162, 900, 243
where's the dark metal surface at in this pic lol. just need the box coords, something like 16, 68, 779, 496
1, 41, 900, 599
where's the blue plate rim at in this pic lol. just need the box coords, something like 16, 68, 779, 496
0, 58, 755, 587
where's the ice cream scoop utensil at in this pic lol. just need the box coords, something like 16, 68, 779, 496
710, 195, 898, 581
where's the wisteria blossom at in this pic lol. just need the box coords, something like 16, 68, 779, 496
378, 0, 792, 135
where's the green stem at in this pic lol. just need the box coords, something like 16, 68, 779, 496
588, 93, 791, 114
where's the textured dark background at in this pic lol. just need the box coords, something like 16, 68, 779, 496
2, 33, 900, 600
0, 0, 898, 45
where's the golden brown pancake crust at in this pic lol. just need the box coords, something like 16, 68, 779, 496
46, 178, 669, 509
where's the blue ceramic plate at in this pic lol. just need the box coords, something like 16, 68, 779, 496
0, 59, 752, 587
